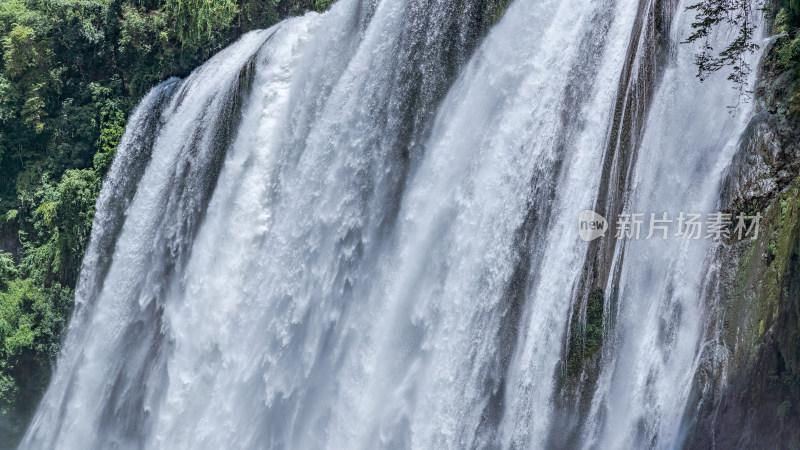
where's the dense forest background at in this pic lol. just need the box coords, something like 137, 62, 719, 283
0, 0, 797, 446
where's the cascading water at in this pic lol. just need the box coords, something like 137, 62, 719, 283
20, 0, 765, 448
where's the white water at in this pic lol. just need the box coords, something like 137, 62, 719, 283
21, 0, 764, 448
582, 5, 763, 448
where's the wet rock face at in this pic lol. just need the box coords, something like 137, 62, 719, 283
755, 67, 800, 162
721, 113, 784, 210
691, 178, 800, 449
691, 35, 800, 450
721, 43, 800, 213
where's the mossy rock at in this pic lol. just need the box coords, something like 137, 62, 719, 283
565, 289, 604, 379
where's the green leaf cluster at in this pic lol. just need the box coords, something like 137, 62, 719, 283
0, 274, 71, 416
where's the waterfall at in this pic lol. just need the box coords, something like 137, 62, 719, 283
20, 0, 765, 448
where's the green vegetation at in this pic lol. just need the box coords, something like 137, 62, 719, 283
0, 269, 71, 418
734, 178, 800, 349
772, 3, 800, 70
0, 0, 328, 440
722, 174, 800, 443
485, 0, 511, 26
771, 1, 800, 115
565, 289, 604, 378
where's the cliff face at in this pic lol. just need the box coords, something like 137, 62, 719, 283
687, 31, 800, 449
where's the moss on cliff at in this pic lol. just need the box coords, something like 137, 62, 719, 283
485, 0, 511, 26
565, 289, 605, 378
733, 176, 800, 372
703, 176, 800, 448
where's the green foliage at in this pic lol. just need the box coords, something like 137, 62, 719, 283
166, 0, 238, 50
276, 0, 332, 16
0, 277, 71, 414
2, 25, 64, 133
118, 4, 173, 97
0, 0, 323, 207
566, 289, 605, 378
0, 372, 17, 415
313, 0, 332, 11
773, 7, 800, 91
22, 168, 98, 286
585, 289, 604, 355
768, 2, 800, 116
776, 36, 800, 71
485, 0, 510, 26
0, 253, 17, 291
768, 239, 778, 262
88, 81, 126, 175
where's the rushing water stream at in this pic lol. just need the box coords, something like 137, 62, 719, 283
21, 0, 764, 448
